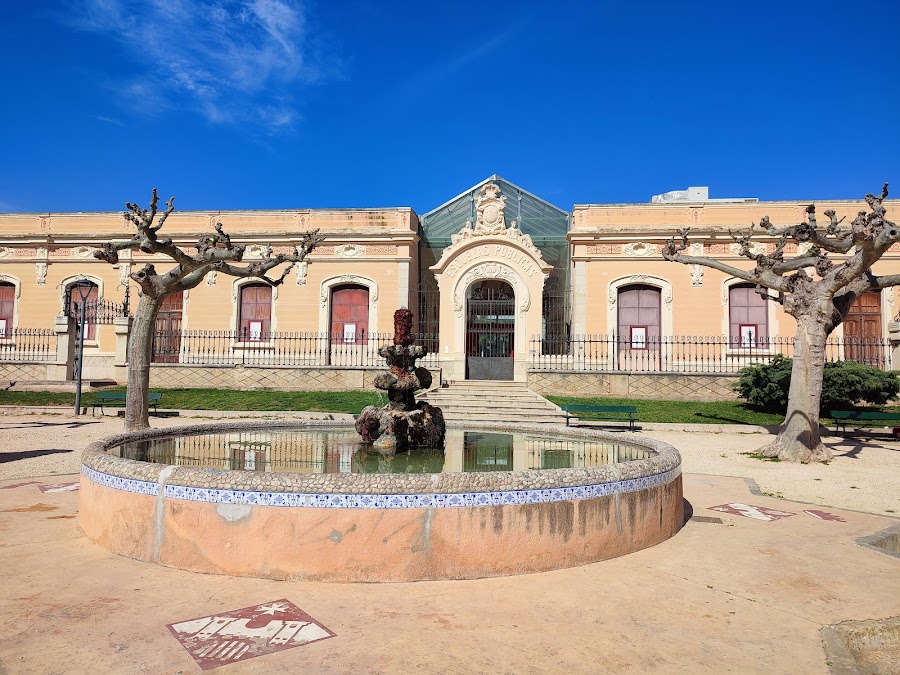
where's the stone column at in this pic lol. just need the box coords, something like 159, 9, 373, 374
48, 315, 75, 381
113, 316, 132, 385
572, 260, 587, 337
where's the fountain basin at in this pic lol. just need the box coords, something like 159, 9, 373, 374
79, 421, 683, 582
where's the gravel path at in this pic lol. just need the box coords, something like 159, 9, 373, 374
2, 409, 897, 516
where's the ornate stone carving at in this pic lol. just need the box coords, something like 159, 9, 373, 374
206, 270, 217, 286
608, 288, 616, 309
336, 244, 364, 257
35, 263, 47, 286
312, 246, 336, 256
706, 243, 729, 254
295, 261, 308, 286
440, 183, 544, 264
39, 217, 51, 232
689, 242, 704, 287
71, 245, 98, 258
730, 242, 768, 256
664, 289, 673, 307
798, 242, 814, 255
623, 242, 658, 257
0, 247, 13, 259
244, 244, 272, 259
36, 247, 48, 259
119, 263, 132, 286
689, 208, 701, 224
453, 262, 529, 318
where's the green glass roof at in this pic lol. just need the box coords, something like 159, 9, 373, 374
420, 175, 570, 250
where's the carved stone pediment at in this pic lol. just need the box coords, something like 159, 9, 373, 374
441, 183, 545, 264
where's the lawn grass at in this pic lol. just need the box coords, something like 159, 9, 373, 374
1, 387, 894, 426
545, 395, 787, 426
0, 388, 385, 413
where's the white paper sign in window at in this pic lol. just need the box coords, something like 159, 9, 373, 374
0, 319, 6, 337
740, 324, 757, 347
248, 321, 263, 341
343, 323, 357, 343
630, 326, 647, 349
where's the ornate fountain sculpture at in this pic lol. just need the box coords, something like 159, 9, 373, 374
355, 309, 446, 454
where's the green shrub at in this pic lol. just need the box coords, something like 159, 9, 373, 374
733, 356, 900, 413
733, 355, 793, 411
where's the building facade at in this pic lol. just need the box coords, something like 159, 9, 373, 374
1, 176, 897, 398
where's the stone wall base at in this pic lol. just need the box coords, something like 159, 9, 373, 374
528, 370, 738, 401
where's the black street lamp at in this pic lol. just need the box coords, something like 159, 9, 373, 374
72, 283, 94, 415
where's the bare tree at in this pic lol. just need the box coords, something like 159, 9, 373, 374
95, 189, 322, 431
663, 184, 896, 462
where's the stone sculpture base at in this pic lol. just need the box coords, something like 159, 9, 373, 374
355, 402, 446, 455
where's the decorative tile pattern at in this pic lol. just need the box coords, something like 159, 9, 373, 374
708, 503, 795, 521
168, 598, 334, 671
38, 481, 79, 493
82, 464, 680, 509
803, 509, 846, 522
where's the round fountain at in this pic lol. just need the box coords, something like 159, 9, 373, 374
78, 311, 683, 582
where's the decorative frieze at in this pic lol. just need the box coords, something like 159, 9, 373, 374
35, 263, 47, 286
311, 246, 336, 256
689, 242, 704, 287
586, 244, 622, 255
367, 245, 398, 255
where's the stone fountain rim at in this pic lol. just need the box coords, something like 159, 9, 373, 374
81, 419, 681, 496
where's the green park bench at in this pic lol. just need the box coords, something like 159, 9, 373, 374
92, 392, 162, 416
562, 404, 638, 431
829, 410, 900, 434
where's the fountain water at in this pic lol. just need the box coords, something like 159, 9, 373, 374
355, 309, 445, 453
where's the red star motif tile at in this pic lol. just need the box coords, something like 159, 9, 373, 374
167, 599, 334, 671
708, 503, 795, 521
803, 509, 847, 522
38, 482, 79, 493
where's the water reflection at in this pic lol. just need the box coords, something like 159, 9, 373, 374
108, 429, 653, 474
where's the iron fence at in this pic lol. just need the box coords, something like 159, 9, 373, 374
529, 334, 893, 373
0, 328, 57, 362
151, 330, 441, 368
64, 298, 131, 325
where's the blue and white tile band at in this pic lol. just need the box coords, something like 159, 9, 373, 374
82, 465, 680, 509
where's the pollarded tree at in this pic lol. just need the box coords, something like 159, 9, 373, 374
663, 184, 896, 462
95, 189, 321, 431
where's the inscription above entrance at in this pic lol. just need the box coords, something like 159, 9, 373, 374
445, 244, 540, 279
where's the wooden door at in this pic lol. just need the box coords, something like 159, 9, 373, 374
68, 282, 98, 340
152, 291, 183, 363
0, 283, 14, 336
844, 291, 882, 366
330, 285, 369, 343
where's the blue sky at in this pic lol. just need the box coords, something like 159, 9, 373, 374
1, 0, 897, 215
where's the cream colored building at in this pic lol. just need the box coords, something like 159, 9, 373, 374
0, 176, 896, 396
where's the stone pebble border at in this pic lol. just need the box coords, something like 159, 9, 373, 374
81, 420, 682, 508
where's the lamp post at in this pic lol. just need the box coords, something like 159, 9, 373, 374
72, 283, 93, 416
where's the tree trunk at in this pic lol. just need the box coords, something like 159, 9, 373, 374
124, 295, 164, 432
759, 318, 833, 462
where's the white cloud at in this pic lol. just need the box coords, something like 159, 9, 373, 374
66, 0, 318, 134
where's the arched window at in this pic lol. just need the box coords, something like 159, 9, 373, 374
239, 284, 272, 341
330, 284, 369, 344
617, 284, 661, 349
67, 280, 99, 340
0, 282, 14, 337
729, 284, 768, 347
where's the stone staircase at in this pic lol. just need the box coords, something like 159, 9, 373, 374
417, 380, 564, 425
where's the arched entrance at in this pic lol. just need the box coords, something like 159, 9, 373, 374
466, 280, 515, 380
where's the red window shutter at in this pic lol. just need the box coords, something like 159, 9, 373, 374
0, 284, 14, 329
330, 285, 369, 343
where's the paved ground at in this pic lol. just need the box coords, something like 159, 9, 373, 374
0, 411, 898, 673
